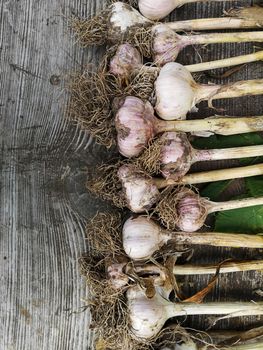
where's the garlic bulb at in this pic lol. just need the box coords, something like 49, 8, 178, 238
117, 164, 160, 212
122, 216, 169, 260
157, 132, 193, 180
175, 193, 207, 232
109, 2, 151, 42
115, 96, 156, 157
152, 24, 183, 66
155, 62, 201, 120
109, 43, 143, 79
155, 62, 263, 120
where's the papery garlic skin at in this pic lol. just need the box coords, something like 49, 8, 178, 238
107, 262, 129, 290
115, 96, 156, 157
139, 0, 177, 20
109, 43, 142, 79
155, 62, 198, 120
159, 132, 193, 180
110, 2, 151, 40
118, 164, 160, 212
123, 216, 167, 260
177, 195, 207, 232
152, 24, 183, 66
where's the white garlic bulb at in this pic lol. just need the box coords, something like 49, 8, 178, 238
122, 216, 168, 260
155, 62, 198, 120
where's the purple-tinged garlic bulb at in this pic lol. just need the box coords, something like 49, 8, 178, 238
175, 193, 207, 232
155, 132, 193, 180
149, 132, 190, 180
152, 24, 184, 66
138, 131, 263, 180
109, 43, 143, 79
156, 188, 209, 232
115, 96, 157, 157
117, 164, 160, 212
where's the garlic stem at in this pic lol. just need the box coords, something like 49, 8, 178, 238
153, 163, 263, 189
177, 163, 263, 186
194, 144, 263, 163
137, 260, 263, 276
157, 116, 263, 135
172, 260, 263, 275
186, 50, 263, 73
169, 302, 263, 317
173, 232, 263, 249
208, 197, 263, 214
210, 80, 263, 101
128, 285, 263, 339
187, 32, 263, 47
168, 17, 263, 32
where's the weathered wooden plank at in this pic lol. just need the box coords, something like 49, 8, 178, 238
0, 0, 104, 349
0, 0, 262, 349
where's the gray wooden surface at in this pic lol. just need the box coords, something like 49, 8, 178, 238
0, 0, 263, 349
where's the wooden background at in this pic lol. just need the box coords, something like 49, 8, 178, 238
0, 0, 262, 349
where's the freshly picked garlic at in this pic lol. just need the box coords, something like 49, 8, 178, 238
122, 215, 263, 260
136, 131, 263, 180
155, 62, 263, 120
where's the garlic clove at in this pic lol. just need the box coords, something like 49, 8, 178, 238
159, 132, 193, 180
123, 216, 164, 260
155, 62, 198, 120
118, 164, 160, 212
115, 96, 156, 157
138, 0, 176, 20
152, 24, 182, 66
109, 43, 143, 79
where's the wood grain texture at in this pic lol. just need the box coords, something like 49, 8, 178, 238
0, 0, 263, 349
